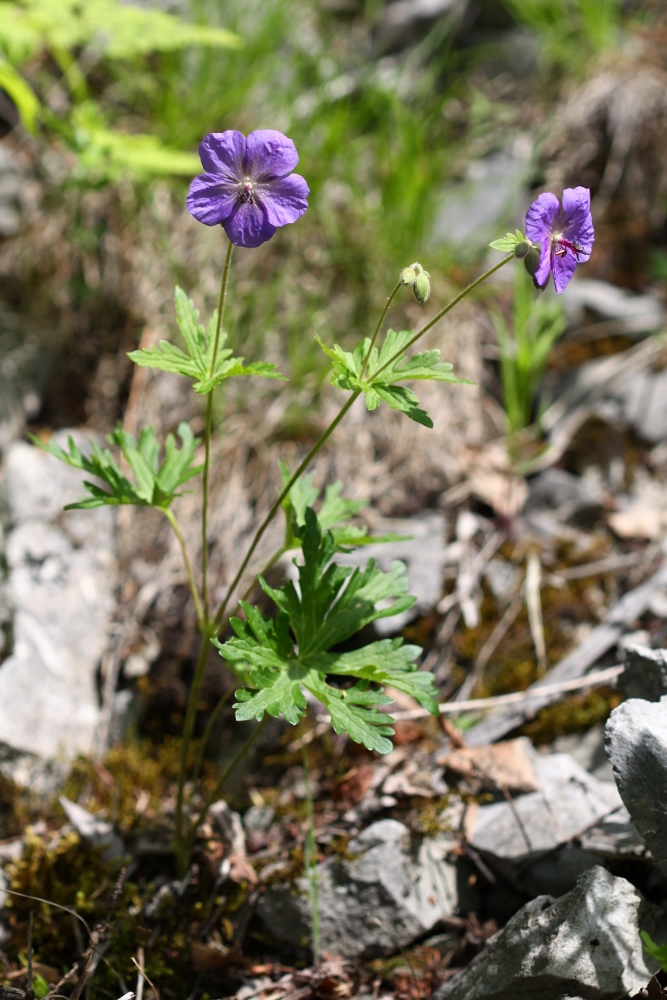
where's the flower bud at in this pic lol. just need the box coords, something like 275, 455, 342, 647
522, 244, 542, 280
514, 241, 530, 259
399, 265, 417, 285
413, 270, 431, 304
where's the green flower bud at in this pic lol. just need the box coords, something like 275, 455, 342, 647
399, 265, 417, 285
523, 244, 542, 279
514, 241, 530, 259
413, 270, 431, 304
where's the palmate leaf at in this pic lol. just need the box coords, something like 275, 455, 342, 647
317, 328, 472, 428
128, 287, 285, 394
32, 422, 202, 510
214, 508, 438, 754
278, 463, 406, 551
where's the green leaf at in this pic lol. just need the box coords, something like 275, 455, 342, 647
31, 422, 202, 510
489, 230, 525, 252
317, 329, 472, 428
278, 464, 407, 553
0, 58, 39, 132
214, 509, 438, 754
641, 931, 667, 970
129, 287, 285, 392
0, 0, 242, 64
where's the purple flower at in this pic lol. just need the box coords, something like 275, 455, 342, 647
187, 130, 309, 249
525, 187, 594, 294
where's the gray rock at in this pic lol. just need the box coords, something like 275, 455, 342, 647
59, 797, 125, 861
523, 468, 604, 527
551, 723, 614, 783
0, 144, 21, 238
433, 866, 663, 1000
375, 0, 468, 53
431, 140, 532, 255
468, 753, 622, 862
466, 753, 645, 894
564, 279, 664, 333
256, 818, 473, 959
605, 697, 667, 875
0, 436, 117, 763
619, 645, 667, 702
0, 306, 51, 452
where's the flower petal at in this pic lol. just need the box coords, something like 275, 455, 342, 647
561, 186, 595, 252
525, 192, 560, 242
257, 173, 309, 227
223, 200, 277, 248
552, 246, 578, 294
187, 173, 239, 226
198, 131, 247, 180
246, 129, 299, 181
534, 240, 552, 288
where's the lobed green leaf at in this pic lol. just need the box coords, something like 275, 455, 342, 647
129, 288, 285, 392
316, 329, 471, 428
215, 508, 438, 753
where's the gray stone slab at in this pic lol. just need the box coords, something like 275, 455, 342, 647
605, 697, 667, 876
468, 753, 622, 863
0, 436, 117, 762
619, 645, 667, 702
256, 818, 473, 959
434, 867, 664, 1000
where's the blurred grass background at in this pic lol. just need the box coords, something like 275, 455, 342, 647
0, 0, 663, 427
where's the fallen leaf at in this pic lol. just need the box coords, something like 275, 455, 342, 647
436, 738, 540, 793
609, 507, 667, 540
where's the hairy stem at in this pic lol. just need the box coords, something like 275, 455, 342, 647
211, 391, 360, 632
189, 686, 233, 790
359, 281, 401, 380
163, 507, 205, 630
369, 254, 514, 382
174, 628, 213, 872
201, 240, 234, 620
187, 715, 269, 849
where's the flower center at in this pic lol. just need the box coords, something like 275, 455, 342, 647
552, 232, 584, 259
239, 177, 254, 204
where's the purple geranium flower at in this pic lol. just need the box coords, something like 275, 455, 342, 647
525, 187, 594, 294
187, 129, 309, 249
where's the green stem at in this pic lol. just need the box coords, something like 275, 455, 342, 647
369, 255, 514, 382
201, 240, 234, 620
211, 391, 360, 632
359, 281, 401, 380
187, 715, 269, 848
189, 686, 233, 790
302, 743, 320, 965
174, 628, 213, 871
211, 255, 512, 637
163, 507, 205, 630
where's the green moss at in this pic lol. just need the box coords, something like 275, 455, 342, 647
522, 689, 622, 744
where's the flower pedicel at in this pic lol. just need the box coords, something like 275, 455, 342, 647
525, 186, 594, 294
187, 129, 309, 248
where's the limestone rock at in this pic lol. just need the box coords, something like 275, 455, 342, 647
619, 645, 667, 702
256, 818, 473, 959
434, 867, 664, 1000
605, 697, 667, 875
0, 435, 117, 764
465, 752, 646, 895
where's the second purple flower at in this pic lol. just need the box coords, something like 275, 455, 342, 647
187, 129, 309, 249
525, 187, 594, 294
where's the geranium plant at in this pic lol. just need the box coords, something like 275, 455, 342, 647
38, 128, 594, 871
